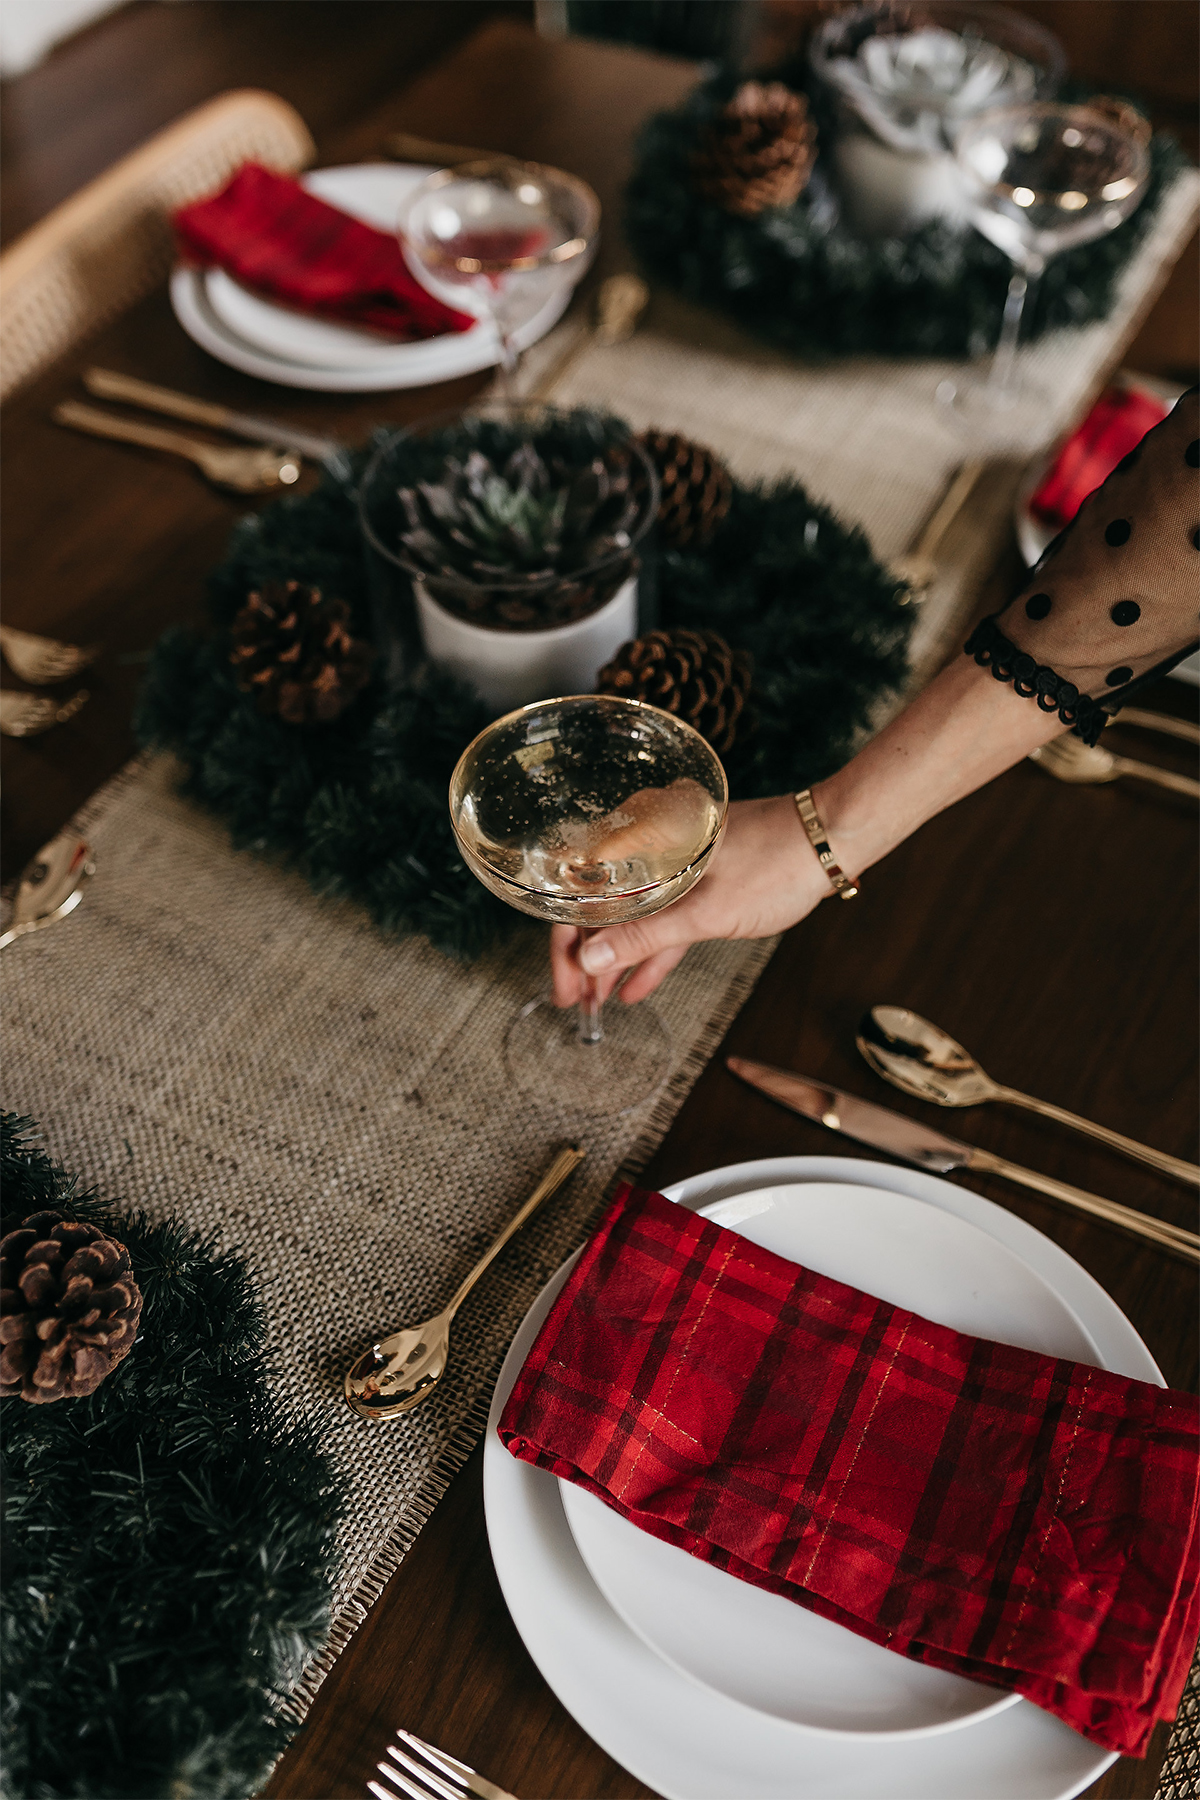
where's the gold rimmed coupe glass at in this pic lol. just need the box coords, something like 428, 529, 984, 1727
939, 100, 1150, 437
449, 694, 729, 1115
399, 158, 600, 398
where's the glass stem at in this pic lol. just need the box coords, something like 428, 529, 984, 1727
490, 301, 520, 399
986, 258, 1043, 406
577, 928, 604, 1047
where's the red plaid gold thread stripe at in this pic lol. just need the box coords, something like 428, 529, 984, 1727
173, 162, 474, 341
499, 1184, 1200, 1756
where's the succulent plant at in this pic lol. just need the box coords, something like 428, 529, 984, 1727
395, 439, 647, 631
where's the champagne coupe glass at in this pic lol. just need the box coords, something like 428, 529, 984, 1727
940, 100, 1150, 434
399, 158, 600, 397
450, 694, 729, 1115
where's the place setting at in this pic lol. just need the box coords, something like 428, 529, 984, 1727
2, 6, 1198, 1800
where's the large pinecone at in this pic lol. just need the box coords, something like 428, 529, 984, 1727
598, 627, 753, 755
230, 579, 372, 725
638, 430, 733, 551
693, 81, 818, 218
0, 1211, 142, 1403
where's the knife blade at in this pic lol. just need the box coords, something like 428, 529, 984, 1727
82, 368, 350, 474
725, 1057, 1200, 1261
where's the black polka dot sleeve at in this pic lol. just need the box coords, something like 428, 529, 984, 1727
964, 388, 1200, 744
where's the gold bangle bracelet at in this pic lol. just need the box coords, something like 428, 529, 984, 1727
794, 789, 859, 900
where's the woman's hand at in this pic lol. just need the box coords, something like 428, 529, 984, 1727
549, 793, 828, 1007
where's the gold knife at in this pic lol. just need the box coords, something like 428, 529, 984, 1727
726, 1057, 1199, 1262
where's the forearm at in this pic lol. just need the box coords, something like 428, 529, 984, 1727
812, 652, 1067, 879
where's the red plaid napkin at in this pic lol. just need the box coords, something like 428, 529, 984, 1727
1030, 385, 1170, 530
499, 1184, 1200, 1756
173, 162, 474, 342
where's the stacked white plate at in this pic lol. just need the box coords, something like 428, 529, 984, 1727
169, 164, 574, 393
485, 1154, 1164, 1799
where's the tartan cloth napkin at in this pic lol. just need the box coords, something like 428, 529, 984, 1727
499, 1184, 1200, 1756
173, 162, 474, 342
1031, 385, 1170, 529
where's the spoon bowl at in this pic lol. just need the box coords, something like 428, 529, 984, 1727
0, 833, 95, 948
345, 1309, 453, 1419
857, 1005, 996, 1106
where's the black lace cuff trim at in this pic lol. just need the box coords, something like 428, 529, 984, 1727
963, 615, 1108, 745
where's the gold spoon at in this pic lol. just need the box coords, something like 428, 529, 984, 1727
0, 624, 99, 686
53, 401, 302, 495
891, 459, 984, 603
0, 688, 89, 737
0, 833, 94, 950
529, 272, 650, 401
858, 1005, 1200, 1188
1029, 733, 1199, 798
344, 1145, 585, 1422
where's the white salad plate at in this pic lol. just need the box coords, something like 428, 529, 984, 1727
169, 163, 573, 392
484, 1155, 1162, 1800
560, 1178, 1099, 1741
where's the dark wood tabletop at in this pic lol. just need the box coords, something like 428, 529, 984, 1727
3, 10, 1196, 1800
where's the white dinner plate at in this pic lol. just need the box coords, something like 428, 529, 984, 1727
484, 1155, 1162, 1800
560, 1178, 1099, 1740
169, 163, 573, 391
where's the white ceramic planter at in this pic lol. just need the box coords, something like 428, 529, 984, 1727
414, 575, 638, 714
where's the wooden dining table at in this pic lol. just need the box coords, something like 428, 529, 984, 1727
2, 10, 1196, 1800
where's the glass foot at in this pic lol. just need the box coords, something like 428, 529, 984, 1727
506, 993, 671, 1116
935, 373, 1055, 448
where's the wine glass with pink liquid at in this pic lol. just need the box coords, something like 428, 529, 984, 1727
399, 158, 600, 395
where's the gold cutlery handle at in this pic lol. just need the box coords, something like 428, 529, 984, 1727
994, 1086, 1200, 1186
1115, 708, 1200, 747
966, 1145, 1199, 1261
911, 459, 984, 561
84, 367, 234, 432
1108, 752, 1200, 799
55, 400, 216, 468
446, 1146, 585, 1316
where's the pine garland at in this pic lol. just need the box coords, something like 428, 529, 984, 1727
624, 67, 1186, 360
0, 1113, 343, 1800
135, 423, 911, 963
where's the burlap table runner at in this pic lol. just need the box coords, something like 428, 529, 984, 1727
1, 754, 776, 1714
519, 168, 1200, 697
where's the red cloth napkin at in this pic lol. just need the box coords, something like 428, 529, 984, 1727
1031, 386, 1170, 530
173, 162, 474, 342
499, 1183, 1200, 1756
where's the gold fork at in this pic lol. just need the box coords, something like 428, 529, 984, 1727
53, 401, 302, 495
1030, 733, 1199, 798
0, 689, 89, 737
0, 624, 99, 686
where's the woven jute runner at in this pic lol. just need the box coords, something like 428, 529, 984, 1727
1, 754, 776, 1716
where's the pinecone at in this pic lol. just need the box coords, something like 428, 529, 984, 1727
637, 430, 733, 551
692, 81, 818, 219
230, 579, 372, 725
598, 627, 753, 755
0, 1211, 142, 1403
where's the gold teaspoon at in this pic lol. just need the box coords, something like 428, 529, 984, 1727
344, 1145, 585, 1422
0, 833, 94, 949
858, 1005, 1200, 1188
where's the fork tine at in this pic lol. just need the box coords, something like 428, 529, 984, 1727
384, 1741, 463, 1800
395, 1731, 473, 1781
370, 1780, 406, 1800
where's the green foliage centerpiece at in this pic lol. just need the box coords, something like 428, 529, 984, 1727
0, 1113, 342, 1799
136, 406, 912, 964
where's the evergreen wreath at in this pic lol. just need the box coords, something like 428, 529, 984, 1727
624, 66, 1185, 360
0, 1113, 343, 1800
135, 417, 911, 964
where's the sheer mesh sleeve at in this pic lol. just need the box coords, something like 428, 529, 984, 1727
964, 387, 1199, 743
